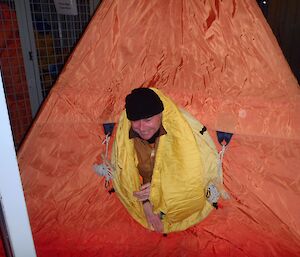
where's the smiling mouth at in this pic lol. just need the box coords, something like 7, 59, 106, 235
139, 132, 151, 139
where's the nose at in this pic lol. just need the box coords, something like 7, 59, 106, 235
133, 120, 146, 132
138, 120, 146, 131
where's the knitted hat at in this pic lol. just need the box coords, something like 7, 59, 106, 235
125, 88, 164, 121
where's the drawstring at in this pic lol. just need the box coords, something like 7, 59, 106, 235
217, 144, 226, 185
102, 134, 110, 160
206, 132, 231, 208
216, 144, 230, 200
93, 134, 114, 188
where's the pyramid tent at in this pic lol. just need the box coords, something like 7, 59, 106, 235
15, 0, 300, 256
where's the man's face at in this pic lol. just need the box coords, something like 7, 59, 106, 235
131, 113, 162, 140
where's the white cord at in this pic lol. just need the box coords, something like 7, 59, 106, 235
217, 144, 226, 185
102, 134, 110, 160
93, 134, 114, 188
216, 144, 230, 199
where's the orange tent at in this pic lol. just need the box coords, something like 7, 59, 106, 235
16, 0, 300, 256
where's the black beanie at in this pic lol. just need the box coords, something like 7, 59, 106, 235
125, 88, 164, 121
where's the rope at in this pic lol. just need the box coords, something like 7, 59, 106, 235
102, 134, 111, 160
217, 144, 226, 184
216, 144, 230, 200
93, 134, 114, 188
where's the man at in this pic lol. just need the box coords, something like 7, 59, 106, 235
112, 87, 220, 234
125, 88, 165, 232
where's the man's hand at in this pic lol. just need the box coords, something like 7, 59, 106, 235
133, 182, 151, 202
133, 183, 163, 232
142, 201, 163, 233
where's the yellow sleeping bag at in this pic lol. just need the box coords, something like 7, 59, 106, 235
112, 88, 220, 233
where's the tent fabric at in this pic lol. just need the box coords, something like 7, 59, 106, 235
13, 0, 300, 256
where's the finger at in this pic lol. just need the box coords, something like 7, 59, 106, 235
140, 182, 151, 190
137, 196, 149, 201
135, 188, 149, 195
151, 216, 163, 233
133, 193, 149, 201
133, 190, 147, 197
134, 185, 150, 195
133, 189, 150, 198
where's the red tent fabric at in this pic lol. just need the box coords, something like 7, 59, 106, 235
15, 0, 300, 256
